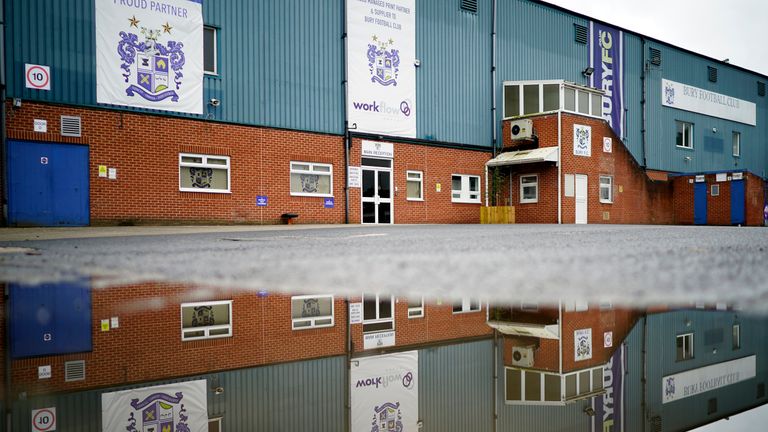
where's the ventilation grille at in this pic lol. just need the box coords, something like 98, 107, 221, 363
707, 398, 718, 415
60, 115, 82, 137
460, 0, 477, 13
649, 48, 662, 66
708, 66, 718, 83
574, 24, 588, 44
64, 360, 86, 382
650, 416, 662, 432
758, 81, 766, 97
758, 382, 766, 399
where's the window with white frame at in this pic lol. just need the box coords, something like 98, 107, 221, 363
505, 365, 605, 404
732, 324, 741, 350
290, 162, 333, 197
711, 184, 720, 196
732, 132, 741, 157
676, 121, 694, 149
502, 81, 602, 119
208, 417, 222, 432
599, 176, 613, 203
204, 26, 218, 75
453, 297, 481, 314
451, 174, 481, 203
362, 294, 394, 332
520, 174, 538, 203
406, 171, 423, 200
676, 333, 694, 361
408, 297, 424, 318
564, 366, 604, 401
291, 295, 334, 330
179, 153, 230, 193
181, 300, 232, 341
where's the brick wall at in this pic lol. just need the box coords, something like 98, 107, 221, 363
5, 102, 492, 225
672, 173, 765, 226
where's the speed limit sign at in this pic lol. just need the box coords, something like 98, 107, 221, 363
25, 64, 51, 91
31, 407, 56, 431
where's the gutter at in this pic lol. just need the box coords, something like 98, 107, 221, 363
557, 101, 562, 224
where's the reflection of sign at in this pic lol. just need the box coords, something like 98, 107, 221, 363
256, 195, 268, 207
32, 407, 56, 431
349, 303, 363, 324
574, 125, 592, 157
604, 331, 613, 348
26, 64, 51, 90
661, 79, 756, 126
662, 355, 756, 404
39, 365, 52, 380
351, 351, 418, 432
574, 328, 592, 361
362, 140, 394, 159
363, 331, 396, 350
592, 345, 624, 432
732, 172, 743, 180
348, 166, 362, 188
324, 197, 335, 208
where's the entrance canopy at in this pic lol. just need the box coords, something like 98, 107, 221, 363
486, 146, 558, 167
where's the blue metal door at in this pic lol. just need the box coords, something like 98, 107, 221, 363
8, 140, 89, 226
694, 182, 707, 225
730, 180, 745, 225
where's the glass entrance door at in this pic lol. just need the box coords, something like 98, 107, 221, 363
361, 158, 393, 224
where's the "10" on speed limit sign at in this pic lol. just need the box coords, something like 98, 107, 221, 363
25, 64, 51, 91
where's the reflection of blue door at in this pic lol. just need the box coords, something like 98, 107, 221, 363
8, 140, 89, 226
731, 180, 745, 225
694, 182, 707, 225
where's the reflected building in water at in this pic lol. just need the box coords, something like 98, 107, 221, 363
1, 282, 765, 431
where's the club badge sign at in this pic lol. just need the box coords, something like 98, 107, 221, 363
96, 0, 204, 114
351, 351, 418, 432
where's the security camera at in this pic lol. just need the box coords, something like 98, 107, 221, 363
209, 98, 220, 107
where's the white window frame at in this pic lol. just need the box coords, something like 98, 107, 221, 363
208, 417, 223, 432
362, 293, 394, 333
179, 153, 231, 193
406, 170, 424, 201
453, 297, 481, 314
711, 184, 720, 196
732, 131, 741, 157
408, 297, 424, 318
180, 300, 233, 341
676, 121, 694, 149
451, 174, 481, 204
599, 175, 613, 203
563, 365, 605, 401
519, 174, 539, 204
290, 161, 334, 197
291, 294, 335, 330
204, 26, 218, 75
676, 333, 694, 361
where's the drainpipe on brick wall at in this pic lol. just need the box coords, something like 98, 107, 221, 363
557, 102, 563, 224
558, 299, 563, 375
344, 127, 351, 224
344, 297, 352, 432
641, 313, 648, 432
492, 329, 499, 432
491, 0, 498, 158
4, 284, 11, 432
0, 0, 6, 226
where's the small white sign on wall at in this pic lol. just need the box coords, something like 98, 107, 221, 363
362, 140, 394, 159
573, 125, 592, 157
38, 365, 52, 380
603, 137, 612, 153
349, 303, 362, 324
363, 331, 396, 349
31, 407, 56, 432
564, 174, 575, 197
34, 119, 48, 133
716, 173, 727, 182
348, 166, 362, 188
25, 64, 51, 91
574, 328, 593, 361
604, 331, 613, 348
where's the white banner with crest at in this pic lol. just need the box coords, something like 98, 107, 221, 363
351, 351, 418, 432
347, 0, 416, 137
96, 0, 204, 114
102, 379, 208, 432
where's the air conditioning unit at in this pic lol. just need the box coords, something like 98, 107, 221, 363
510, 119, 534, 140
511, 346, 534, 367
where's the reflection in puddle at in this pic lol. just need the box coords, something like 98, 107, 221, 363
1, 280, 766, 431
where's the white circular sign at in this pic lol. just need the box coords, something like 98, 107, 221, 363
32, 407, 56, 432
25, 64, 51, 91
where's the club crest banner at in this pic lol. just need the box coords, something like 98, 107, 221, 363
96, 0, 204, 114
101, 379, 208, 432
589, 21, 624, 139
351, 351, 418, 432
347, 0, 416, 138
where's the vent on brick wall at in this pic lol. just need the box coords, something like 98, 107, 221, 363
61, 115, 82, 137
574, 24, 588, 44
65, 360, 86, 382
708, 66, 718, 83
460, 0, 477, 13
758, 382, 766, 399
649, 48, 662, 66
758, 81, 766, 97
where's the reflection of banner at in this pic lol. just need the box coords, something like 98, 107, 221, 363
96, 0, 203, 114
661, 355, 756, 404
351, 351, 418, 432
593, 344, 625, 432
102, 380, 208, 432
589, 22, 624, 139
347, 0, 416, 137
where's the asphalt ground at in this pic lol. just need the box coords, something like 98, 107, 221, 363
1, 224, 767, 312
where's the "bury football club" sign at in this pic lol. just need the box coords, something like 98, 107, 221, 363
96, 0, 204, 114
661, 355, 756, 404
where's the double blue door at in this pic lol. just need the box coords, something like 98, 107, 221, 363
8, 140, 89, 226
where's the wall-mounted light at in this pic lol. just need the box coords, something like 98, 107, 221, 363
582, 67, 595, 77
712, 127, 717, 133
684, 156, 692, 162
12, 98, 22, 108
414, 59, 421, 67
584, 406, 596, 416
209, 98, 221, 107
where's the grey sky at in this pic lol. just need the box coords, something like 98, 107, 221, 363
542, 0, 768, 77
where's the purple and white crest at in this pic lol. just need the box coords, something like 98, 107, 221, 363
118, 24, 186, 103
664, 83, 675, 105
370, 402, 403, 432
126, 391, 188, 432
367, 36, 400, 87
664, 377, 675, 398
